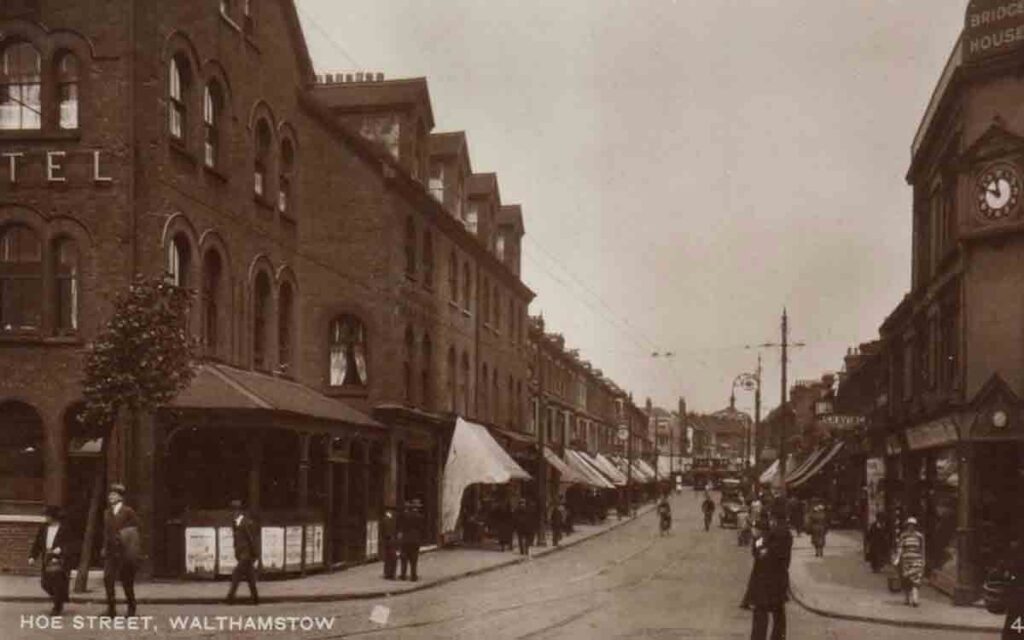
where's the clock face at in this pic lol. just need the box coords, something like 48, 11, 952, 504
977, 164, 1022, 220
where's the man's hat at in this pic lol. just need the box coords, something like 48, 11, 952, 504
108, 483, 126, 495
905, 516, 918, 525
229, 499, 244, 509
44, 505, 63, 519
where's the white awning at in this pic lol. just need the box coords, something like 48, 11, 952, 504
576, 450, 622, 487
789, 441, 844, 489
442, 418, 531, 533
636, 459, 657, 480
565, 450, 615, 489
543, 446, 588, 484
593, 453, 628, 486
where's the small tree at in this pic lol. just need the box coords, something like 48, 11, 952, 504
74, 275, 195, 591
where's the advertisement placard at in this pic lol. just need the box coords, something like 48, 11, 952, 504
184, 527, 216, 576
217, 526, 236, 575
285, 525, 303, 570
260, 526, 285, 571
304, 524, 324, 566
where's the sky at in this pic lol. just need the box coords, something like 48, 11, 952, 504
296, 0, 966, 416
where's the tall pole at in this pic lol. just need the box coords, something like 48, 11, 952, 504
626, 400, 633, 516
536, 347, 548, 546
779, 308, 789, 496
754, 353, 762, 471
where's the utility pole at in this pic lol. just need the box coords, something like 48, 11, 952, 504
754, 354, 762, 470
780, 309, 789, 496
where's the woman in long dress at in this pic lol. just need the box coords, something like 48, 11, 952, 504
894, 516, 925, 607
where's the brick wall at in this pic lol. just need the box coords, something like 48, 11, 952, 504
0, 521, 40, 576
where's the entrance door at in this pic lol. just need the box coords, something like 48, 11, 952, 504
975, 442, 1024, 576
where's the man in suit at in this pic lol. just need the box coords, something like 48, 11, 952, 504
226, 499, 259, 605
380, 506, 398, 580
746, 512, 794, 640
399, 499, 424, 581
27, 506, 76, 615
514, 499, 537, 556
102, 483, 140, 618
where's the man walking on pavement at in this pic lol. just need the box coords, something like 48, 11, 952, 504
514, 499, 536, 555
746, 510, 793, 640
102, 483, 140, 618
225, 499, 259, 605
399, 499, 424, 581
380, 506, 399, 579
28, 506, 76, 615
701, 491, 716, 532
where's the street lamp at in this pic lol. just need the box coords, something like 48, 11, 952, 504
731, 360, 761, 473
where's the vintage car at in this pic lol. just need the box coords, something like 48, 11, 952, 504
718, 480, 746, 528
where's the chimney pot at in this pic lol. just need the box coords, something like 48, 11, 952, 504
376, 72, 385, 81
345, 73, 354, 82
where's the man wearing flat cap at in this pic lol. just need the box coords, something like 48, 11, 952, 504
398, 499, 424, 581
28, 506, 76, 615
102, 483, 140, 618
226, 499, 259, 605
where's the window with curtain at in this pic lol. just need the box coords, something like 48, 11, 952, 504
56, 52, 79, 130
0, 225, 43, 332
54, 237, 78, 334
203, 82, 222, 168
279, 138, 295, 216
329, 315, 368, 387
0, 42, 41, 130
0, 401, 44, 502
167, 234, 191, 287
254, 119, 271, 198
168, 56, 188, 141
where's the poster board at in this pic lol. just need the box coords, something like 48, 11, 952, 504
217, 526, 236, 575
285, 525, 303, 570
260, 526, 285, 572
304, 524, 324, 567
184, 527, 217, 576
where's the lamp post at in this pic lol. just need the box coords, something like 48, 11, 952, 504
731, 371, 758, 473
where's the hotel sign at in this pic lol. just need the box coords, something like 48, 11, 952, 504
965, 0, 1024, 63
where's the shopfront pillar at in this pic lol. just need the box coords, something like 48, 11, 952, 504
953, 441, 978, 605
247, 434, 262, 511
298, 433, 310, 509
324, 438, 336, 567
384, 433, 399, 508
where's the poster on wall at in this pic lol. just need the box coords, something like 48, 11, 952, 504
217, 526, 236, 575
260, 527, 285, 572
184, 527, 217, 576
304, 524, 324, 567
865, 457, 885, 525
285, 525, 303, 570
365, 520, 379, 558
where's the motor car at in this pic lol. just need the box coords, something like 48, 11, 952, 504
718, 479, 745, 527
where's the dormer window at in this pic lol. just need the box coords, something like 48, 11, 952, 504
465, 204, 478, 235
429, 164, 444, 202
0, 42, 42, 130
496, 234, 506, 261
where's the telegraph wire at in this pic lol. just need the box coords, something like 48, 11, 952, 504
295, 4, 362, 71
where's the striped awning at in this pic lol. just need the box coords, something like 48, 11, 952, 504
789, 441, 844, 489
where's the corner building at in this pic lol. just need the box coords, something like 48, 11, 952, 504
0, 0, 533, 576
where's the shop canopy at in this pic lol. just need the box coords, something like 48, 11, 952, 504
789, 441, 844, 489
576, 450, 623, 487
636, 459, 658, 481
565, 450, 615, 489
783, 446, 829, 485
758, 454, 795, 487
593, 453, 629, 486
543, 446, 588, 485
442, 418, 531, 533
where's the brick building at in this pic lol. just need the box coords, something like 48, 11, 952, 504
0, 0, 535, 576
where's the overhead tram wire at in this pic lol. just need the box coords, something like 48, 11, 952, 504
295, 4, 362, 70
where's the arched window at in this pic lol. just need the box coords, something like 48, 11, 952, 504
462, 262, 471, 312
203, 81, 223, 168
421, 333, 432, 410
279, 138, 295, 217
0, 42, 41, 130
53, 237, 79, 334
168, 55, 189, 141
0, 225, 43, 331
252, 271, 271, 370
422, 230, 434, 288
460, 352, 470, 414
167, 234, 191, 287
329, 315, 368, 387
278, 280, 294, 372
480, 363, 488, 420
449, 251, 458, 303
403, 326, 415, 405
254, 119, 271, 198
0, 401, 44, 502
56, 52, 79, 130
201, 249, 222, 356
404, 217, 416, 278
446, 346, 456, 412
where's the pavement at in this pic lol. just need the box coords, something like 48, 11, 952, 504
0, 504, 655, 605
787, 527, 1004, 633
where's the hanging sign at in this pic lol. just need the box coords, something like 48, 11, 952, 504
965, 0, 1024, 63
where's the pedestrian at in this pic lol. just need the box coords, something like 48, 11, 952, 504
789, 497, 805, 537
657, 495, 672, 536
808, 503, 828, 557
701, 492, 716, 532
495, 501, 515, 552
750, 496, 763, 526
102, 483, 140, 618
746, 512, 793, 640
28, 506, 75, 615
225, 499, 259, 605
894, 516, 925, 607
866, 513, 889, 573
399, 499, 424, 581
381, 506, 398, 578
550, 501, 564, 546
514, 499, 536, 555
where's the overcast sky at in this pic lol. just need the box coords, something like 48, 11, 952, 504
297, 1, 966, 416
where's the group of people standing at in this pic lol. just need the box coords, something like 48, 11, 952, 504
864, 510, 925, 607
381, 499, 426, 581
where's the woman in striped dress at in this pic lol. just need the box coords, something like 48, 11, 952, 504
894, 517, 925, 607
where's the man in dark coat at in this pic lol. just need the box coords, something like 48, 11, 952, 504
494, 501, 515, 552
550, 501, 565, 547
399, 500, 424, 581
514, 499, 536, 555
746, 513, 793, 640
701, 492, 716, 531
226, 500, 259, 605
380, 506, 399, 578
102, 483, 140, 618
866, 513, 889, 573
28, 506, 76, 615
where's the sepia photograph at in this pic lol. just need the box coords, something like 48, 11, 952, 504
0, 0, 1020, 638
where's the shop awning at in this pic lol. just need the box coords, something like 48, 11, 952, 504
565, 450, 615, 489
593, 453, 628, 486
170, 364, 383, 429
543, 446, 588, 484
784, 446, 828, 485
789, 441, 844, 489
576, 450, 623, 487
442, 418, 531, 533
636, 459, 658, 480
758, 459, 780, 484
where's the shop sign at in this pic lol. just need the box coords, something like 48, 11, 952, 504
304, 524, 324, 567
184, 527, 216, 575
2, 150, 114, 185
906, 417, 960, 451
965, 0, 1024, 63
260, 526, 285, 571
285, 525, 303, 570
217, 526, 236, 575
818, 414, 866, 428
